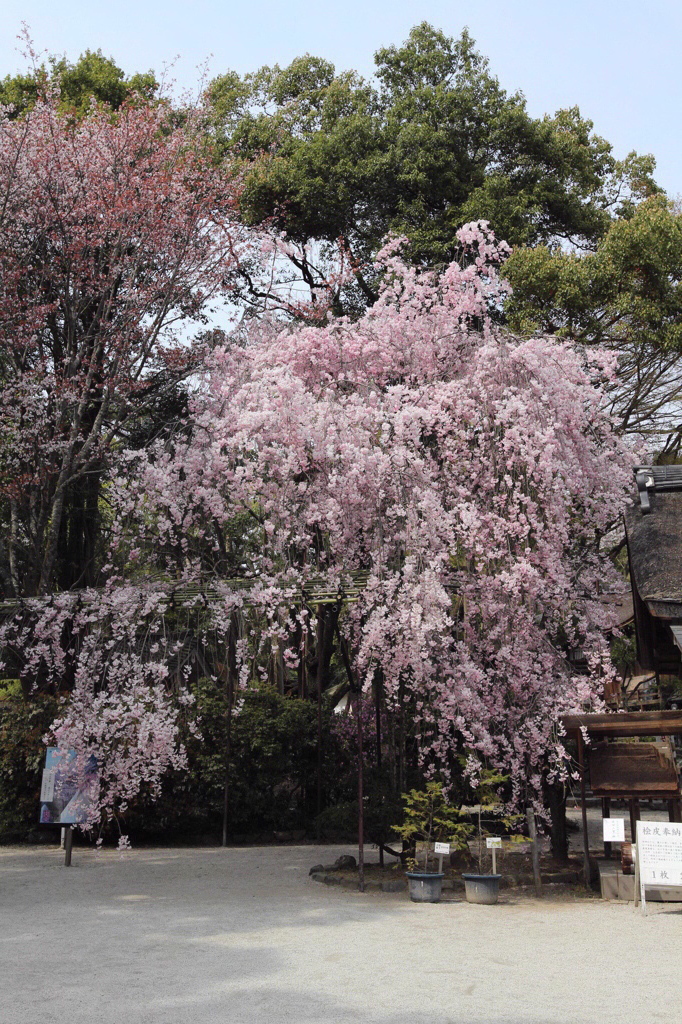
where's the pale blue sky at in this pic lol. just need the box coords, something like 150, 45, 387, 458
3, 1, 681, 196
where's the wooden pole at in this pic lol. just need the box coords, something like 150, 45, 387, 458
64, 824, 73, 867
222, 626, 236, 848
355, 689, 365, 893
577, 731, 591, 888
375, 669, 384, 868
337, 630, 364, 892
316, 605, 324, 840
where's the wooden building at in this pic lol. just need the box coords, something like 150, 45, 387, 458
625, 466, 682, 676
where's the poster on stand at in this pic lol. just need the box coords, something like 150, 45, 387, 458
39, 748, 97, 826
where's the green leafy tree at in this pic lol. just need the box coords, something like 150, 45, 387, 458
207, 23, 658, 314
0, 49, 158, 118
504, 196, 682, 448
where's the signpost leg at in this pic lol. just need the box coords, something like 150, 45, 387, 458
633, 840, 639, 909
64, 825, 73, 867
492, 846, 497, 875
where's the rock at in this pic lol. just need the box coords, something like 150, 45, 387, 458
309, 864, 325, 875
333, 854, 357, 870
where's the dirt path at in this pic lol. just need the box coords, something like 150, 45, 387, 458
1, 842, 679, 1024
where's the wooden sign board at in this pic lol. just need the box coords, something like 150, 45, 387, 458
635, 820, 682, 912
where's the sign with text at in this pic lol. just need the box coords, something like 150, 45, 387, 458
602, 818, 625, 843
39, 748, 97, 826
433, 842, 450, 856
635, 820, 682, 912
40, 768, 56, 803
636, 820, 682, 887
486, 837, 502, 849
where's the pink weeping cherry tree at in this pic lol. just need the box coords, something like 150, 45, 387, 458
2, 221, 635, 841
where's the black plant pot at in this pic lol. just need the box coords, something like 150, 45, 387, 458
461, 873, 501, 904
406, 871, 444, 903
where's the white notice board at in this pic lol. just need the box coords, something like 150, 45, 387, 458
602, 818, 625, 843
635, 820, 682, 911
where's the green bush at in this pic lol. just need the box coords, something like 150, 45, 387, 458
0, 688, 60, 841
122, 680, 345, 841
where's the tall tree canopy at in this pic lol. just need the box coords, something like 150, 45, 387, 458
207, 23, 659, 313
0, 97, 249, 598
0, 49, 158, 117
504, 197, 682, 448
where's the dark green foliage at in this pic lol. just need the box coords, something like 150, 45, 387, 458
122, 680, 342, 841
0, 50, 158, 118
504, 196, 682, 351
207, 23, 658, 314
0, 688, 60, 840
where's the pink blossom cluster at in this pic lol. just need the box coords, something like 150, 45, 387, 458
109, 223, 634, 802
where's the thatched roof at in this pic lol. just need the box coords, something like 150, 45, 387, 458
625, 490, 682, 619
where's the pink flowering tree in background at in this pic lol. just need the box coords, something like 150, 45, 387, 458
0, 93, 254, 599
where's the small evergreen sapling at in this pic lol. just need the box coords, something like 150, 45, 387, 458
392, 781, 473, 872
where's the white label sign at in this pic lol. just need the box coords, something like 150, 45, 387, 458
486, 837, 502, 849
40, 768, 56, 803
433, 842, 450, 855
602, 818, 625, 843
636, 821, 682, 887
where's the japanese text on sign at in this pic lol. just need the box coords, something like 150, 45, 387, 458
636, 821, 682, 887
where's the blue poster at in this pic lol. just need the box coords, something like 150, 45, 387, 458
39, 748, 97, 825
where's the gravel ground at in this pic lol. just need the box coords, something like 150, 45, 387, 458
1, 840, 680, 1024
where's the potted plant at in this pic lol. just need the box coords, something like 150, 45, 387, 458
393, 781, 473, 902
461, 768, 522, 905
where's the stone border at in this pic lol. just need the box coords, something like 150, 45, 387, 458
309, 868, 581, 893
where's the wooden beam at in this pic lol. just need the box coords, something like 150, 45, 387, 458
562, 710, 682, 738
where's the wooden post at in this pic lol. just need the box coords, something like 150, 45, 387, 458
316, 605, 324, 840
629, 797, 640, 842
337, 629, 364, 892
526, 807, 542, 897
355, 690, 365, 893
64, 825, 73, 867
602, 797, 612, 859
222, 626, 236, 848
577, 731, 591, 888
375, 670, 384, 869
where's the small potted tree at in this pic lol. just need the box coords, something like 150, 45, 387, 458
461, 768, 521, 905
393, 781, 473, 902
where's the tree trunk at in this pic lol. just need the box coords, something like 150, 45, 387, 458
543, 777, 569, 862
